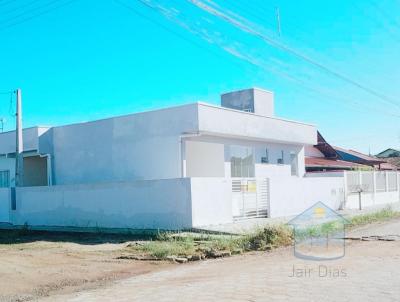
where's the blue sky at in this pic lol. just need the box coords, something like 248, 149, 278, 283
0, 0, 399, 154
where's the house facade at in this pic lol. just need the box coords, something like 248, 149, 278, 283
0, 88, 314, 187
0, 88, 397, 230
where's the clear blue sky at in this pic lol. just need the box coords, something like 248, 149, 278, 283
0, 0, 399, 154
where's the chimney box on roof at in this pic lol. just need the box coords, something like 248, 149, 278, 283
220, 88, 274, 117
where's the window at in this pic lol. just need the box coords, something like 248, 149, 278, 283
277, 150, 284, 164
261, 148, 269, 164
0, 170, 10, 188
230, 146, 255, 177
290, 152, 298, 176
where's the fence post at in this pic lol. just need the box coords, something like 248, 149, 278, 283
398, 172, 400, 202
343, 172, 348, 209
358, 171, 363, 210
373, 170, 377, 205
385, 171, 389, 192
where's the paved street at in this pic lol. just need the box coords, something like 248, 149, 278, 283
41, 219, 400, 302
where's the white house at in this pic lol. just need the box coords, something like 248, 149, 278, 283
1, 88, 313, 186
0, 88, 393, 230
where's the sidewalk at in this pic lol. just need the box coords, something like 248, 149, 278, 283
195, 202, 400, 234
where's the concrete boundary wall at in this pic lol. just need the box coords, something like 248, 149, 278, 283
14, 179, 193, 230
190, 178, 232, 227
268, 176, 345, 218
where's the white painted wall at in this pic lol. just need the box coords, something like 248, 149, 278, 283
190, 178, 232, 227
1, 102, 315, 187
198, 103, 316, 145
0, 188, 10, 223
14, 179, 193, 230
185, 141, 225, 177
186, 135, 307, 179
0, 127, 49, 154
269, 176, 345, 218
49, 104, 199, 185
346, 192, 399, 209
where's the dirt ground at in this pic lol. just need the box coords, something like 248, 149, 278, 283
0, 231, 170, 302
1, 219, 400, 302
42, 218, 400, 302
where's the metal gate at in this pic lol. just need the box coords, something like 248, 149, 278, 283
232, 178, 270, 220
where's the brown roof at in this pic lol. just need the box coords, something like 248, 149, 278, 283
384, 157, 400, 169
305, 157, 365, 169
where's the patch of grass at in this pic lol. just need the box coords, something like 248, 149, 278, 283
349, 207, 400, 227
128, 225, 293, 259
133, 240, 197, 259
130, 208, 400, 260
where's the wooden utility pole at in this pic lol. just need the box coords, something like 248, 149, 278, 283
15, 89, 23, 187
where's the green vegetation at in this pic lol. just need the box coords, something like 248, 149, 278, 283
128, 207, 400, 260
1, 207, 399, 261
127, 225, 293, 260
349, 207, 400, 227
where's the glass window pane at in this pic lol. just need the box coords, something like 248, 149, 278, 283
230, 146, 254, 177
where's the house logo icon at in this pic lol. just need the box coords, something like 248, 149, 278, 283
288, 202, 350, 261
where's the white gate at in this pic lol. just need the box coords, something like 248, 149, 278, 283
232, 178, 270, 220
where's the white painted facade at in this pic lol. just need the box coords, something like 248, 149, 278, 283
0, 89, 316, 186
1, 88, 395, 230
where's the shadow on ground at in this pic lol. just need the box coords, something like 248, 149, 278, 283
0, 229, 157, 245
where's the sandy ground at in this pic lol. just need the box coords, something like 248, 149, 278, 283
0, 236, 170, 302
1, 219, 400, 302
40, 219, 400, 302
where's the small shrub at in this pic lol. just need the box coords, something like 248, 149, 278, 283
239, 225, 293, 251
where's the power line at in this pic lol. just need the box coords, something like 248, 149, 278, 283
0, 0, 77, 31
133, 0, 400, 118
187, 0, 400, 109
0, 0, 67, 25
113, 0, 243, 68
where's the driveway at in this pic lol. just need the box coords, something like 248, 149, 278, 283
41, 219, 400, 302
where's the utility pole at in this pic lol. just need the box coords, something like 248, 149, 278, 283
15, 89, 23, 187
0, 118, 3, 132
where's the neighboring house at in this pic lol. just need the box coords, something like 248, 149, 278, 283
305, 131, 397, 172
0, 126, 51, 188
334, 146, 397, 170
376, 148, 400, 158
375, 148, 400, 170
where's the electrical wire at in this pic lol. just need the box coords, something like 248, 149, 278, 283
132, 0, 400, 118
0, 0, 77, 31
113, 0, 243, 68
185, 0, 400, 109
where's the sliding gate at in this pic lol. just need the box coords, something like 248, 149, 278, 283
232, 178, 270, 220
